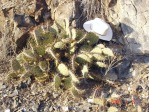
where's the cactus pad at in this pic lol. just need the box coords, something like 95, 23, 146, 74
57, 63, 69, 76
85, 32, 99, 45
63, 77, 72, 89
96, 62, 107, 68
76, 54, 91, 64
54, 75, 61, 89
54, 41, 66, 49
31, 66, 43, 77
102, 48, 114, 57
11, 59, 21, 71
91, 46, 102, 54
39, 61, 49, 71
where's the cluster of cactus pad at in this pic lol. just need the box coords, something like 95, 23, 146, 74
8, 21, 114, 96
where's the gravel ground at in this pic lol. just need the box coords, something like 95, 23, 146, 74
0, 56, 149, 112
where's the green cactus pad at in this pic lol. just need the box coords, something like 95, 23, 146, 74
16, 53, 26, 64
76, 30, 85, 41
57, 63, 69, 76
79, 44, 92, 53
88, 73, 102, 80
21, 72, 32, 79
63, 77, 72, 89
97, 44, 105, 49
33, 46, 45, 56
70, 41, 76, 53
35, 73, 49, 82
102, 48, 114, 57
54, 41, 66, 49
59, 31, 69, 39
23, 49, 35, 59
71, 28, 76, 40
28, 37, 36, 48
11, 59, 21, 71
76, 54, 91, 64
81, 65, 89, 77
64, 18, 71, 36
91, 46, 102, 54
31, 66, 43, 77
93, 98, 105, 106
37, 30, 56, 46
70, 46, 76, 54
85, 32, 99, 45
7, 72, 19, 79
71, 87, 80, 98
49, 22, 59, 34
23, 64, 33, 72
61, 38, 72, 43
96, 62, 107, 68
54, 75, 61, 89
42, 32, 56, 45
92, 54, 106, 61
69, 70, 79, 83
39, 61, 49, 71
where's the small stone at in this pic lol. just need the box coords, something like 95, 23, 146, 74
10, 89, 18, 97
0, 82, 6, 90
105, 72, 118, 81
31, 103, 38, 112
111, 92, 120, 98
105, 70, 118, 81
131, 70, 136, 77
14, 14, 35, 28
49, 106, 53, 112
26, 78, 32, 85
53, 93, 59, 98
82, 105, 90, 112
5, 109, 10, 112
44, 106, 49, 112
87, 99, 93, 103
1, 85, 6, 89
13, 97, 19, 108
144, 57, 149, 63
53, 106, 60, 111
71, 20, 76, 28
62, 106, 69, 112
19, 82, 27, 89
142, 92, 149, 99
21, 108, 27, 112
136, 85, 143, 93
115, 59, 132, 78
108, 106, 118, 112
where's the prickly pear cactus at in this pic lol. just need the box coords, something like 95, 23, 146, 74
8, 20, 115, 96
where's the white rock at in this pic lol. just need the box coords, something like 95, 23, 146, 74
132, 70, 136, 77
5, 109, 10, 112
62, 106, 69, 112
87, 98, 93, 103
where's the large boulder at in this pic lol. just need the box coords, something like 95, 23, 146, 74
107, 0, 149, 54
